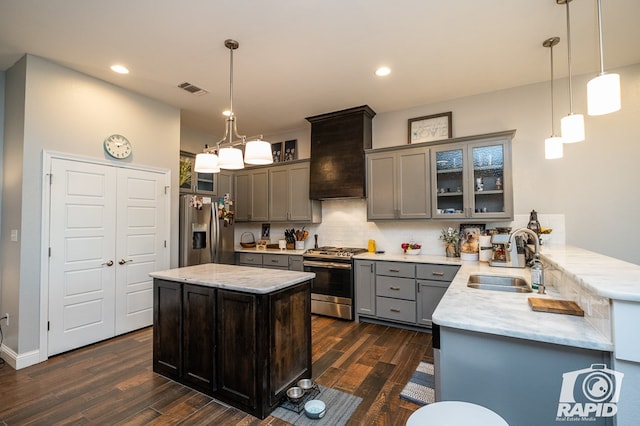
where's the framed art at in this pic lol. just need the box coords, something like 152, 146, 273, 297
459, 223, 485, 254
284, 139, 297, 162
408, 112, 452, 144
271, 142, 283, 163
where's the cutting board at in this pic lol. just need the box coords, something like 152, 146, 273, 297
528, 297, 584, 316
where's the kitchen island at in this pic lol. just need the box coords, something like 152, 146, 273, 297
150, 263, 315, 419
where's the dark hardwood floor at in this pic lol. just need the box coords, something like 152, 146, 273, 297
0, 315, 433, 425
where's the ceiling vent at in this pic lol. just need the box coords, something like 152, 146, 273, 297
177, 82, 208, 96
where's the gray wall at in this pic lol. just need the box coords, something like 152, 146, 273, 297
232, 63, 640, 265
0, 55, 181, 357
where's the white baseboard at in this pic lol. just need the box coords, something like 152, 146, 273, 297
1, 344, 41, 370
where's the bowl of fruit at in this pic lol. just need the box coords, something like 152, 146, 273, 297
401, 243, 422, 255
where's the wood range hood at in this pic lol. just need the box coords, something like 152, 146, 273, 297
306, 105, 376, 200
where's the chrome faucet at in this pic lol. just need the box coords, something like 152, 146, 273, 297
508, 227, 540, 261
489, 227, 539, 268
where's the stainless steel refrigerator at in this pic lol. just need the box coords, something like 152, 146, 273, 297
179, 194, 235, 266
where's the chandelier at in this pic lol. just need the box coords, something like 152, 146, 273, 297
194, 39, 272, 172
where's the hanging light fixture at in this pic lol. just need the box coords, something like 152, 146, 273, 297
193, 144, 220, 173
543, 36, 564, 160
558, 0, 585, 143
194, 39, 272, 172
587, 0, 621, 115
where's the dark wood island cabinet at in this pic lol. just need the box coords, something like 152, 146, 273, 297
151, 264, 314, 419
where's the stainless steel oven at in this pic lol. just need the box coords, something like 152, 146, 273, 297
303, 247, 366, 320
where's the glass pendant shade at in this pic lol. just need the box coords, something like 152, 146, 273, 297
217, 146, 245, 170
244, 140, 273, 165
561, 113, 585, 143
587, 73, 621, 116
545, 136, 564, 160
194, 152, 220, 173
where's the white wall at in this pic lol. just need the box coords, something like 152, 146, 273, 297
232, 63, 640, 265
0, 55, 181, 357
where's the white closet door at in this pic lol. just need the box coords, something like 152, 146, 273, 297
48, 159, 117, 356
115, 168, 168, 334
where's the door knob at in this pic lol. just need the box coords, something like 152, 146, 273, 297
119, 259, 133, 265
101, 260, 114, 267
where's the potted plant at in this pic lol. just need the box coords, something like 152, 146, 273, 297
439, 227, 460, 257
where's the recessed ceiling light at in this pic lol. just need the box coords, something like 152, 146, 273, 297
110, 64, 129, 74
375, 66, 391, 77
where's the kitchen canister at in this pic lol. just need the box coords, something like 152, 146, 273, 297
479, 235, 493, 262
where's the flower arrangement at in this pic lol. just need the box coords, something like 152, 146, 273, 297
440, 227, 460, 257
439, 227, 460, 244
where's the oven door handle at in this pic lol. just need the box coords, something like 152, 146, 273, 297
303, 260, 352, 270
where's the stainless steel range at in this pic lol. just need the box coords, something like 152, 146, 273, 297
303, 246, 367, 320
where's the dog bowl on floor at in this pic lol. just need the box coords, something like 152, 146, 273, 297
304, 399, 326, 419
297, 378, 315, 390
286, 386, 304, 402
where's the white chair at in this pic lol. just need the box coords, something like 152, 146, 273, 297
406, 401, 508, 426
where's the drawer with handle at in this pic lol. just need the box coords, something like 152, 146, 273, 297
376, 296, 416, 323
375, 261, 415, 279
263, 254, 289, 268
376, 276, 416, 300
238, 253, 263, 266
416, 264, 460, 282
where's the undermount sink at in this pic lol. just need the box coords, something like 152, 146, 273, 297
467, 274, 532, 293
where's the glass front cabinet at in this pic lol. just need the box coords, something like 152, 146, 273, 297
431, 133, 513, 220
180, 151, 216, 195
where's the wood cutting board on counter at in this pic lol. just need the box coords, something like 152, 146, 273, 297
528, 297, 584, 316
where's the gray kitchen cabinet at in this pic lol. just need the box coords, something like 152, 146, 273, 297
216, 171, 234, 198
179, 151, 216, 195
355, 260, 376, 316
355, 260, 458, 329
269, 162, 321, 223
374, 261, 417, 324
417, 264, 459, 326
431, 131, 514, 220
236, 252, 303, 271
366, 146, 431, 220
235, 168, 268, 222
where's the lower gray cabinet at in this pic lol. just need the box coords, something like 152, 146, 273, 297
355, 260, 375, 316
236, 252, 302, 271
355, 260, 459, 329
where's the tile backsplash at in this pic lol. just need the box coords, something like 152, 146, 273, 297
234, 198, 566, 255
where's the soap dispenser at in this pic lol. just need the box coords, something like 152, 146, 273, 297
530, 259, 545, 294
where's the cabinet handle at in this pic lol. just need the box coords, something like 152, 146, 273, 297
246, 257, 254, 261
388, 269, 400, 273
390, 308, 401, 313
389, 286, 400, 291
271, 259, 279, 263
432, 271, 445, 276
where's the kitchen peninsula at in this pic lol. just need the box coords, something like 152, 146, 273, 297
150, 263, 315, 419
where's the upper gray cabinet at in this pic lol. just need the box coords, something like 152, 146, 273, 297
366, 146, 431, 220
179, 151, 215, 195
235, 168, 269, 222
431, 131, 514, 220
269, 161, 321, 223
365, 130, 514, 222
236, 160, 321, 223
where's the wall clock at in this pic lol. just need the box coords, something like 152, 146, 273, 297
104, 134, 132, 159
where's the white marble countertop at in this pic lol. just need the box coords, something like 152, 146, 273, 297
353, 249, 615, 351
235, 247, 307, 255
539, 245, 640, 302
150, 263, 315, 294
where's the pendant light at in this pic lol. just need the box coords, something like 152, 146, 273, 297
587, 0, 621, 115
558, 0, 585, 143
193, 145, 220, 173
194, 39, 272, 172
544, 36, 564, 160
